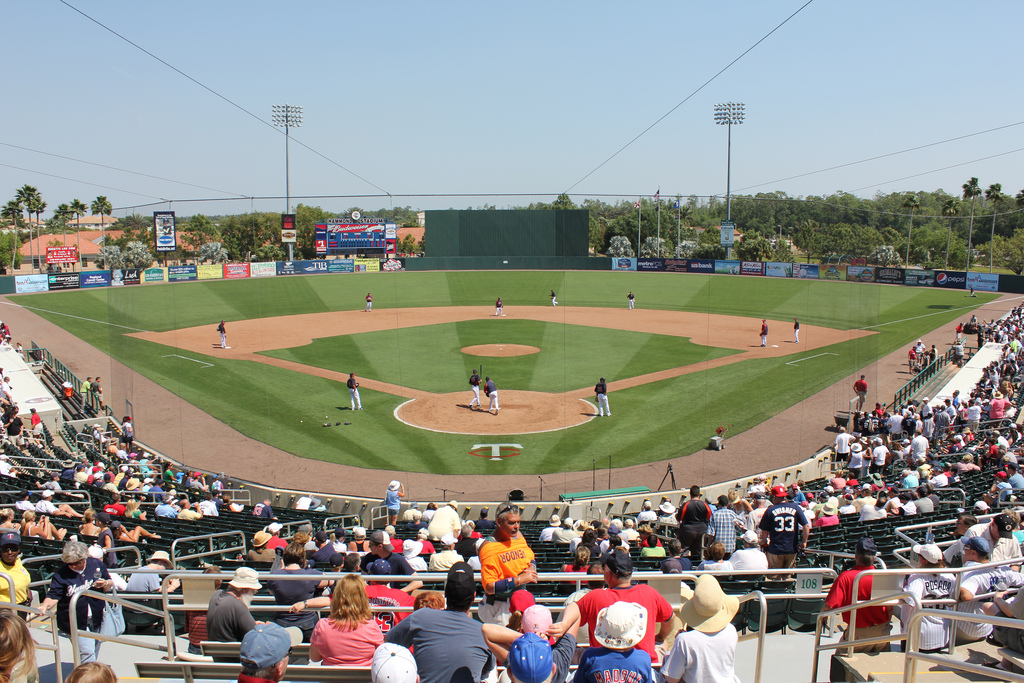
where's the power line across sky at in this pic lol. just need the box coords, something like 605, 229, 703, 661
2, 1, 1022, 215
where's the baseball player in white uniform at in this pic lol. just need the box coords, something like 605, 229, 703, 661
347, 372, 362, 410
469, 369, 482, 410
595, 377, 610, 417
627, 292, 635, 310
365, 293, 373, 312
485, 376, 498, 414
550, 290, 558, 306
494, 298, 504, 316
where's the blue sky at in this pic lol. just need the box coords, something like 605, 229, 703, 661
3, 1, 1023, 219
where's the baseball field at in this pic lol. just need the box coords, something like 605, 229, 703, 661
11, 270, 994, 475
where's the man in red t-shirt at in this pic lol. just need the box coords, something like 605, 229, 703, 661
102, 492, 127, 517
364, 564, 416, 635
554, 550, 673, 663
853, 375, 868, 410
824, 537, 891, 652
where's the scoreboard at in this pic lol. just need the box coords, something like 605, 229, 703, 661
314, 219, 397, 255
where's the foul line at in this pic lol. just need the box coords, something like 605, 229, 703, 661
785, 352, 838, 366
0, 301, 151, 333
858, 295, 1024, 330
162, 354, 214, 368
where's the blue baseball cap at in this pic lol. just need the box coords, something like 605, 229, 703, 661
964, 536, 991, 555
507, 633, 552, 683
368, 558, 393, 575
0, 530, 20, 547
240, 623, 301, 669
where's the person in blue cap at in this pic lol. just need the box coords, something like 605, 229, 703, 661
238, 622, 301, 683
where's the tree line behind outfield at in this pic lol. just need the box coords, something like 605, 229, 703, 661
7, 182, 1024, 273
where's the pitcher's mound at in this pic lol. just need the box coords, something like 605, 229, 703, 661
461, 344, 540, 357
395, 390, 595, 435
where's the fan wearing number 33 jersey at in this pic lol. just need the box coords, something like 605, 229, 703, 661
758, 485, 810, 570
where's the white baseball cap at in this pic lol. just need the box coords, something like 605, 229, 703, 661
372, 643, 417, 683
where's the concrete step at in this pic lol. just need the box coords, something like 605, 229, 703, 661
831, 641, 1007, 682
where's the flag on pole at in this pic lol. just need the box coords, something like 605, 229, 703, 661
654, 189, 660, 202
673, 199, 680, 209
634, 198, 641, 209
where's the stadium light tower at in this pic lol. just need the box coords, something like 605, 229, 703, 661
713, 102, 744, 221
272, 104, 302, 261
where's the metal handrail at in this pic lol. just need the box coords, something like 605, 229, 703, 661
903, 608, 1024, 683
736, 590, 768, 683
170, 530, 246, 565
812, 590, 919, 682
22, 547, 143, 593
0, 488, 93, 508
322, 514, 360, 530
67, 588, 169, 667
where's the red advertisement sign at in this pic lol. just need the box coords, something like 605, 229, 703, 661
46, 246, 79, 264
223, 263, 251, 279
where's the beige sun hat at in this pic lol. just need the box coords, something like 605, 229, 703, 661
679, 574, 740, 633
228, 567, 262, 591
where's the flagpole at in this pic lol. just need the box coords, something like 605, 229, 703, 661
676, 199, 681, 257
636, 198, 641, 258
656, 187, 661, 257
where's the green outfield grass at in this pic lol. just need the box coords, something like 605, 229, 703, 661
13, 271, 996, 475
260, 319, 737, 393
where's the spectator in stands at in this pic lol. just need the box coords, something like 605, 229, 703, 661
636, 525, 662, 554
553, 517, 580, 544
0, 453, 23, 479
386, 563, 495, 683
730, 530, 768, 571
420, 502, 438, 523
248, 531, 276, 563
564, 547, 592, 573
539, 514, 561, 543
455, 523, 479, 558
955, 537, 1024, 643
349, 527, 370, 553
384, 480, 405, 526
35, 490, 82, 518
555, 551, 673, 664
21, 509, 66, 541
427, 500, 462, 541
264, 522, 286, 550
858, 490, 889, 521
174, 498, 202, 521
428, 533, 462, 571
307, 574, 384, 666
899, 544, 954, 653
207, 567, 262, 654
0, 611, 36, 683
476, 508, 496, 531
398, 538, 425, 572
478, 502, 538, 626
359, 531, 421, 593
708, 494, 742, 554
238, 622, 301, 683
39, 540, 113, 664
758, 486, 810, 569
662, 573, 742, 683
813, 498, 840, 528
126, 550, 179, 597
154, 494, 179, 519
0, 530, 30, 609
252, 498, 274, 520
268, 542, 330, 644
636, 500, 657, 525
574, 601, 654, 683
619, 518, 641, 546
221, 494, 244, 513
834, 426, 854, 463
658, 500, 677, 525
481, 610, 579, 683
659, 539, 692, 574
824, 538, 892, 652
110, 516, 160, 543
403, 509, 426, 533
848, 443, 867, 480
697, 542, 732, 572
946, 513, 1022, 566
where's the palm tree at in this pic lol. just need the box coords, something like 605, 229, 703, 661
962, 177, 981, 273
1, 200, 21, 272
70, 198, 88, 271
941, 197, 961, 269
902, 193, 920, 267
91, 196, 112, 246
984, 183, 1006, 273
16, 185, 41, 272
54, 203, 71, 240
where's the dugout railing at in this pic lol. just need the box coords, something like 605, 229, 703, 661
891, 345, 976, 408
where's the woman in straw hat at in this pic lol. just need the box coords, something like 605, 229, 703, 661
247, 530, 276, 563
661, 574, 740, 683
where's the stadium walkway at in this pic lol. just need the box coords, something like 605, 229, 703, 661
2, 292, 1019, 502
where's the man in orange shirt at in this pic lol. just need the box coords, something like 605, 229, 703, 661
477, 502, 537, 625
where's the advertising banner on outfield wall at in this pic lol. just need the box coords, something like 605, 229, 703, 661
795, 264, 819, 279
765, 262, 793, 278
610, 258, 636, 271
47, 273, 80, 291
81, 272, 111, 288
714, 260, 740, 275
327, 259, 354, 273
967, 272, 999, 292
663, 259, 689, 273
197, 265, 223, 280
301, 260, 329, 274
354, 258, 380, 272
820, 265, 846, 281
687, 259, 714, 273
223, 263, 250, 279
847, 266, 874, 282
250, 262, 276, 277
933, 270, 966, 289
276, 261, 305, 276
111, 269, 140, 286
382, 258, 404, 272
904, 269, 935, 286
875, 267, 905, 285
143, 268, 166, 283
168, 265, 197, 282
740, 261, 764, 276
15, 274, 49, 293
636, 258, 664, 271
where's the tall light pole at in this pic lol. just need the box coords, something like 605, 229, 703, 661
714, 102, 744, 258
272, 104, 302, 260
